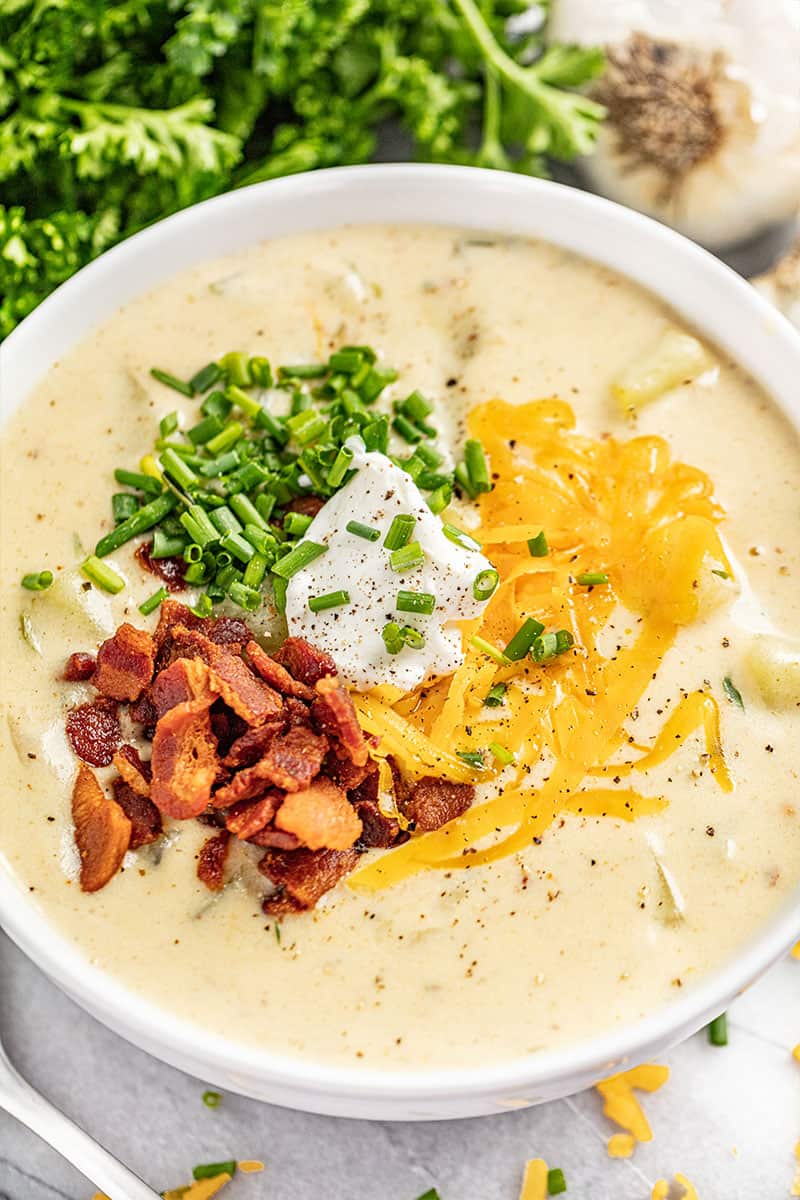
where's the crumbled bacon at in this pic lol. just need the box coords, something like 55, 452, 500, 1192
272, 637, 336, 686
113, 745, 151, 796
197, 829, 230, 891
151, 656, 208, 718
150, 700, 218, 819
248, 827, 301, 850
66, 698, 121, 767
111, 777, 162, 849
135, 540, 186, 592
223, 720, 284, 768
205, 644, 282, 727
71, 763, 131, 892
259, 847, 360, 913
402, 776, 474, 832
153, 601, 250, 670
256, 726, 329, 792
93, 623, 155, 702
224, 791, 280, 839
63, 652, 96, 682
311, 675, 368, 766
129, 688, 157, 735
274, 778, 362, 851
350, 771, 401, 849
245, 640, 315, 701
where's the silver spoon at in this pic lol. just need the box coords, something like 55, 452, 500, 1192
0, 1033, 161, 1200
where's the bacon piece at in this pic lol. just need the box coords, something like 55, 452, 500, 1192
350, 769, 400, 849
71, 763, 131, 892
402, 776, 474, 832
272, 637, 336, 686
257, 726, 328, 792
274, 778, 362, 851
63, 652, 96, 682
93, 623, 155, 702
154, 601, 250, 669
205, 645, 282, 727
260, 847, 359, 913
150, 656, 212, 718
225, 791, 280, 839
135, 540, 186, 592
284, 696, 312, 727
207, 615, 251, 645
129, 688, 157, 736
111, 777, 162, 849
113, 745, 151, 796
245, 640, 315, 701
150, 700, 219, 819
66, 698, 121, 767
197, 829, 230, 891
248, 827, 301, 850
311, 675, 368, 766
223, 719, 285, 768
284, 495, 324, 519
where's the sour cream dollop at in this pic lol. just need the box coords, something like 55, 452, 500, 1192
285, 442, 495, 690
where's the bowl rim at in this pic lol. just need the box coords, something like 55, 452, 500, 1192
2, 162, 799, 1106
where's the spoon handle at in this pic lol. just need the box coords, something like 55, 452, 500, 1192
0, 1041, 161, 1200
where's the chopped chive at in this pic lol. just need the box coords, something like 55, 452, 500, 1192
278, 363, 327, 380
228, 493, 267, 530
400, 625, 426, 650
221, 531, 256, 563
489, 742, 514, 765
226, 383, 262, 421
555, 629, 574, 654
201, 390, 232, 420
219, 351, 251, 387
249, 356, 273, 388
527, 531, 548, 557
199, 450, 240, 478
547, 1167, 567, 1195
473, 568, 499, 601
576, 572, 608, 586
712, 568, 730, 580
179, 504, 220, 548
159, 411, 179, 437
202, 1090, 221, 1109
215, 563, 238, 591
150, 529, 186, 559
209, 506, 243, 537
393, 414, 423, 444
183, 543, 204, 564
390, 541, 424, 573
454, 461, 479, 499
150, 367, 192, 397
326, 444, 354, 488
81, 555, 125, 594
139, 586, 168, 616
308, 590, 350, 613
112, 493, 139, 523
464, 439, 491, 493
113, 468, 163, 496
232, 462, 270, 491
484, 683, 507, 708
273, 574, 288, 614
722, 676, 744, 710
190, 593, 214, 618
243, 525, 277, 557
95, 492, 177, 557
243, 552, 268, 590
504, 617, 545, 661
255, 409, 290, 445
272, 540, 328, 579
362, 416, 389, 453
159, 448, 198, 490
329, 348, 365, 374
427, 484, 452, 515
184, 561, 210, 585
399, 390, 433, 423
227, 580, 261, 611
287, 409, 327, 445
189, 361, 224, 394
415, 442, 443, 469
359, 366, 397, 404
187, 414, 224, 445
284, 512, 313, 536
470, 635, 510, 666
206, 421, 244, 456
457, 750, 485, 769
417, 470, 451, 491
21, 570, 53, 591
384, 514, 416, 551
256, 493, 277, 522
442, 522, 481, 552
192, 1160, 237, 1181
707, 1012, 728, 1046
382, 621, 405, 655
396, 590, 436, 615
531, 630, 574, 663
346, 520, 380, 542
291, 389, 311, 415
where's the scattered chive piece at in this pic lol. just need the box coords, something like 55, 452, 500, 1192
183, 543, 203, 564
396, 590, 436, 615
400, 389, 433, 422
454, 461, 479, 499
457, 750, 485, 769
527, 531, 548, 557
712, 568, 730, 579
442, 522, 481, 552
226, 383, 263, 421
249, 355, 273, 388
112, 493, 139, 523
202, 1090, 221, 1109
484, 683, 507, 708
470, 635, 510, 666
113, 468, 163, 496
272, 574, 288, 614
160, 447, 198, 490
243, 551, 268, 590
531, 630, 574, 663
206, 420, 244, 457
139, 586, 168, 616
473, 567, 499, 601
209, 506, 243, 536
159, 411, 179, 437
400, 625, 425, 650
489, 742, 514, 765
21, 570, 53, 591
221, 531, 256, 563
547, 1167, 567, 1195
464, 439, 491, 493
413, 1191, 442, 1200
227, 580, 261, 611
722, 676, 744, 710
389, 541, 424, 573
179, 504, 219, 548
192, 1161, 237, 1181
187, 414, 224, 445
346, 520, 380, 542
81, 555, 125, 594
308, 590, 350, 613
229, 493, 267, 530
416, 442, 442, 469
427, 484, 452, 515
150, 367, 192, 396
278, 363, 327, 380
287, 409, 327, 445
393, 414, 423, 444
95, 492, 177, 557
219, 350, 251, 387
326, 444, 354, 488
382, 621, 405, 655
201, 390, 232, 421
576, 572, 608, 586
284, 512, 313, 536
273, 540, 328, 579
189, 362, 224, 394
504, 617, 545, 661
384, 513, 416, 551
707, 1012, 728, 1046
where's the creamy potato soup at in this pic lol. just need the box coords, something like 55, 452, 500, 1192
2, 225, 800, 1070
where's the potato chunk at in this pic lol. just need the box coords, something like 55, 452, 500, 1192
612, 328, 709, 412
745, 634, 800, 709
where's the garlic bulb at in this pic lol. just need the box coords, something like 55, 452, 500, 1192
548, 0, 800, 250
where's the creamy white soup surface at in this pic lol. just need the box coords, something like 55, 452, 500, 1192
2, 224, 799, 1070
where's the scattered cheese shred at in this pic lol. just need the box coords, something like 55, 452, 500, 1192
238, 1161, 265, 1174
518, 1158, 549, 1200
163, 1176, 232, 1200
792, 1140, 800, 1197
596, 1063, 670, 1152
793, 1044, 800, 1064
652, 1177, 699, 1200
793, 941, 800, 960
607, 1132, 635, 1158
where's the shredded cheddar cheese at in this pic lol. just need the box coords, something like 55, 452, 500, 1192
518, 1158, 549, 1200
652, 1178, 699, 1200
351, 398, 731, 891
596, 1063, 670, 1153
793, 1043, 800, 1064
238, 1160, 265, 1174
792, 1140, 800, 1197
163, 1177, 232, 1200
793, 942, 800, 960
607, 1132, 635, 1158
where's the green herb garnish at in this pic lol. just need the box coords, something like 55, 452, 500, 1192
722, 676, 744, 710
707, 1012, 728, 1046
192, 1161, 237, 1181
21, 570, 53, 592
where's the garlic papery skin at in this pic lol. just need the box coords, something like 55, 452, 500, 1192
548, 0, 800, 250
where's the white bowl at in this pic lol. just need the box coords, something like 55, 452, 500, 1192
2, 165, 799, 1121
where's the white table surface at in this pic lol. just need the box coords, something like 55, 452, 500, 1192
1, 929, 798, 1200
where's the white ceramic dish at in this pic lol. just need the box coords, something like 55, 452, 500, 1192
2, 165, 799, 1121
